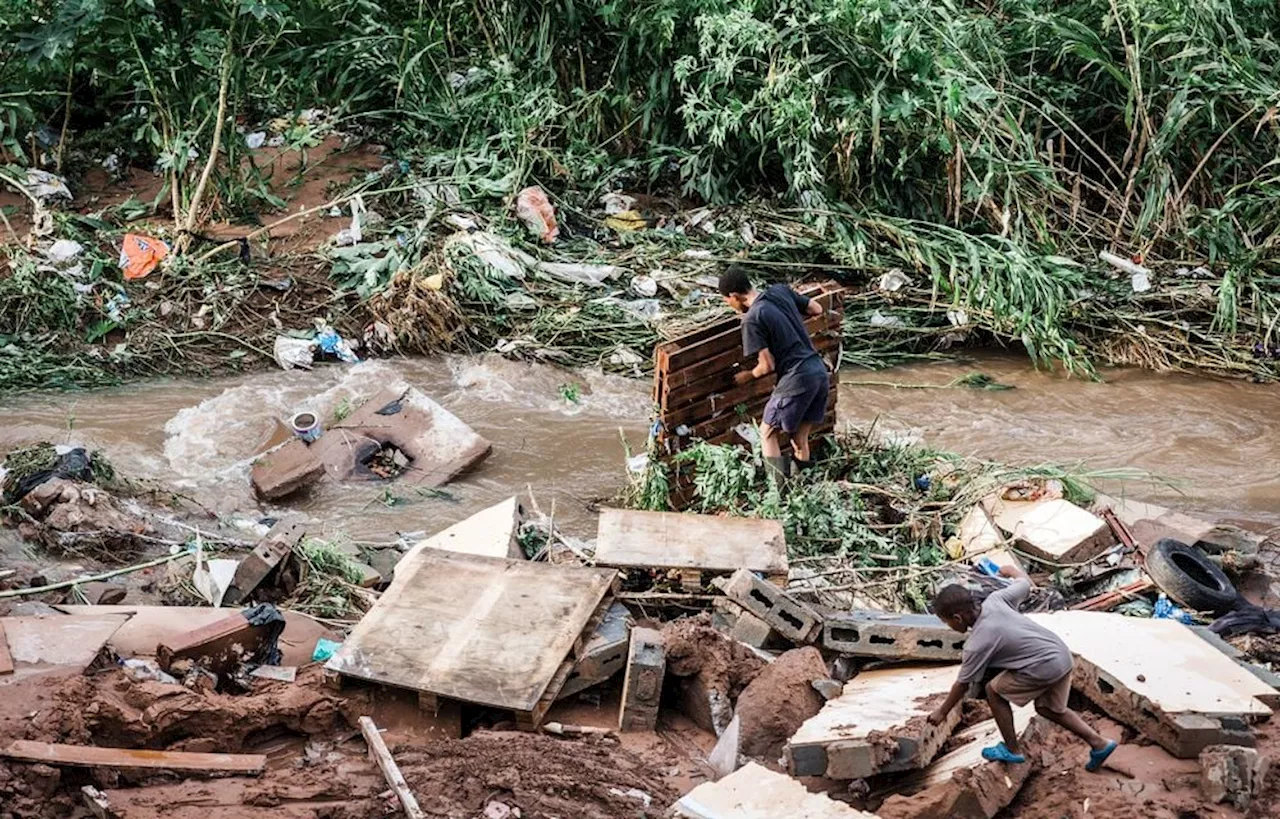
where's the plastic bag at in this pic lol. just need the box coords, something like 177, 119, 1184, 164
273, 336, 315, 370
119, 234, 170, 280
316, 325, 359, 363
515, 186, 559, 243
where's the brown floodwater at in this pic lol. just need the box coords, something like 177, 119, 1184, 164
0, 351, 1277, 546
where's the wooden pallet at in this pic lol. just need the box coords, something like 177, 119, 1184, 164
651, 281, 845, 510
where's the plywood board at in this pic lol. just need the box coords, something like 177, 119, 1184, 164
408, 496, 523, 563
674, 762, 878, 819
787, 665, 961, 779
1, 740, 265, 775
0, 615, 127, 679
1031, 612, 1274, 717
595, 509, 787, 574
326, 551, 616, 713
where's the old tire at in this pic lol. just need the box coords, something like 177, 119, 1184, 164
1146, 538, 1238, 613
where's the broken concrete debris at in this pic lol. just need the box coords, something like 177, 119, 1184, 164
619, 627, 666, 732
1200, 744, 1270, 810
822, 609, 966, 661
409, 495, 525, 561
251, 386, 491, 500
984, 496, 1115, 565
675, 762, 877, 818
718, 568, 821, 644
222, 519, 305, 605
560, 600, 632, 699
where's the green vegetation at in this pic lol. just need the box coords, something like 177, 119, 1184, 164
3, 0, 1280, 389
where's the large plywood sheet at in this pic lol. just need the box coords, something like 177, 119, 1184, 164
326, 551, 616, 713
0, 615, 127, 681
595, 509, 787, 574
1031, 611, 1274, 717
675, 762, 877, 819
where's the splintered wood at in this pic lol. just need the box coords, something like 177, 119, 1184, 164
652, 281, 844, 509
1, 741, 266, 775
325, 550, 616, 723
359, 717, 424, 819
675, 762, 878, 818
1030, 611, 1276, 757
595, 509, 788, 575
786, 665, 961, 780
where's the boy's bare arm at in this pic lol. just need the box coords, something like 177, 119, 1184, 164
999, 563, 1028, 582
927, 680, 968, 726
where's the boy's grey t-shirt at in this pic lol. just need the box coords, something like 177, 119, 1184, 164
956, 578, 1073, 685
741, 284, 824, 398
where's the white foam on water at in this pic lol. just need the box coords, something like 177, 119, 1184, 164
445, 354, 648, 419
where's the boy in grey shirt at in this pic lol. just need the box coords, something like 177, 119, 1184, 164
927, 565, 1118, 770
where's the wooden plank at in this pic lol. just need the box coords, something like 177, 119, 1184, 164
661, 329, 842, 410
326, 551, 617, 713
663, 369, 840, 432
674, 380, 837, 450
1030, 611, 1274, 756
1, 740, 265, 775
358, 717, 425, 819
0, 623, 12, 675
595, 509, 787, 574
674, 762, 876, 819
786, 665, 961, 780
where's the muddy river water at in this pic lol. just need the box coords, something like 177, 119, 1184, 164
0, 352, 1277, 544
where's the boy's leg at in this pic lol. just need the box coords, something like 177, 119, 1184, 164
985, 679, 1022, 754
793, 422, 813, 462
1034, 705, 1108, 751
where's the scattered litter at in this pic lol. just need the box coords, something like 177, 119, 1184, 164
1132, 270, 1152, 293
631, 274, 658, 297
315, 323, 360, 363
312, 637, 342, 662
25, 169, 72, 204
290, 411, 322, 443
245, 131, 267, 149
601, 192, 636, 215
1154, 593, 1195, 624
869, 309, 905, 328
878, 269, 911, 292
45, 240, 83, 264
191, 539, 239, 608
605, 210, 647, 232
249, 665, 298, 683
120, 658, 179, 685
118, 234, 170, 280
516, 186, 559, 243
447, 66, 489, 91
273, 336, 315, 370
609, 787, 653, 807
334, 194, 367, 246
449, 230, 534, 279
1100, 250, 1151, 279
538, 261, 624, 287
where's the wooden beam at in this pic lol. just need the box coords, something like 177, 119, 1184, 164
1, 740, 266, 775
359, 716, 425, 819
0, 623, 12, 675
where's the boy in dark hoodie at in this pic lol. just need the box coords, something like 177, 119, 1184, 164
719, 266, 827, 483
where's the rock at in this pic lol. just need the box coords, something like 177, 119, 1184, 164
812, 679, 843, 701
1200, 745, 1269, 810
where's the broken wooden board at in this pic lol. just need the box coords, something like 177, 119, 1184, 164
787, 665, 961, 780
1, 740, 266, 775
326, 550, 616, 716
54, 605, 338, 669
407, 496, 524, 563
310, 386, 491, 488
595, 509, 788, 575
875, 709, 1043, 819
674, 762, 879, 819
359, 716, 425, 819
223, 519, 306, 605
0, 615, 128, 681
1031, 611, 1276, 757
0, 622, 12, 675
985, 498, 1114, 564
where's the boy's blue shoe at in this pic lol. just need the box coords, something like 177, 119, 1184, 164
980, 742, 1026, 764
1086, 740, 1118, 772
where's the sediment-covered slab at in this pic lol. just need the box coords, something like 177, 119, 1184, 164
786, 665, 961, 779
1032, 611, 1275, 757
674, 762, 879, 818
876, 709, 1044, 819
823, 610, 965, 661
986, 498, 1113, 564
595, 509, 787, 575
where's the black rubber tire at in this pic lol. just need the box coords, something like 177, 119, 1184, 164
1145, 538, 1239, 614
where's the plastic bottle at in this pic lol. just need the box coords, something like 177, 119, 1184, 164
1153, 593, 1194, 625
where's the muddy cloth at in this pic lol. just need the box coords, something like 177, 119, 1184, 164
957, 578, 1074, 685
4, 448, 92, 503
972, 572, 1065, 612
242, 603, 288, 666
1210, 598, 1280, 638
742, 284, 824, 398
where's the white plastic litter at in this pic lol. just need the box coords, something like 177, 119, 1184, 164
45, 240, 84, 264
1131, 271, 1152, 293
449, 231, 534, 279
538, 261, 623, 287
878, 269, 911, 292
601, 192, 636, 215
25, 169, 72, 203
869, 310, 905, 328
504, 291, 539, 310
191, 537, 238, 608
333, 194, 367, 246
273, 335, 315, 370
630, 274, 659, 297
121, 658, 179, 685
245, 131, 267, 149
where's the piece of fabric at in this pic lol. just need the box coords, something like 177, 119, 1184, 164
742, 284, 824, 398
956, 578, 1074, 685
1210, 598, 1280, 638
990, 668, 1072, 712
761, 369, 829, 432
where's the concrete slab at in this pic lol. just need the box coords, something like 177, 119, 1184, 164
1032, 611, 1276, 757
876, 710, 1044, 819
0, 615, 128, 682
674, 762, 878, 819
719, 568, 821, 644
957, 506, 1020, 571
250, 438, 324, 500
986, 498, 1114, 564
787, 665, 962, 780
595, 509, 788, 575
823, 611, 966, 661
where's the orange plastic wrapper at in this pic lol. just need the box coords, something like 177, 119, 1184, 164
515, 186, 559, 243
119, 234, 170, 280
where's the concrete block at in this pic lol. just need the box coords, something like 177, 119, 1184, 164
411, 496, 524, 560
619, 626, 665, 732
720, 568, 821, 644
711, 599, 784, 650
559, 601, 632, 699
1200, 745, 1270, 810
224, 520, 305, 605
986, 497, 1115, 564
823, 610, 966, 661
250, 438, 324, 500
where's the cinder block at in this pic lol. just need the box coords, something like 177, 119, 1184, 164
712, 598, 785, 650
823, 610, 966, 661
559, 602, 632, 699
224, 520, 305, 605
619, 627, 665, 732
721, 568, 821, 644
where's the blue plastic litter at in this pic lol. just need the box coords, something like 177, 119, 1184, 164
312, 637, 342, 662
1153, 593, 1194, 624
